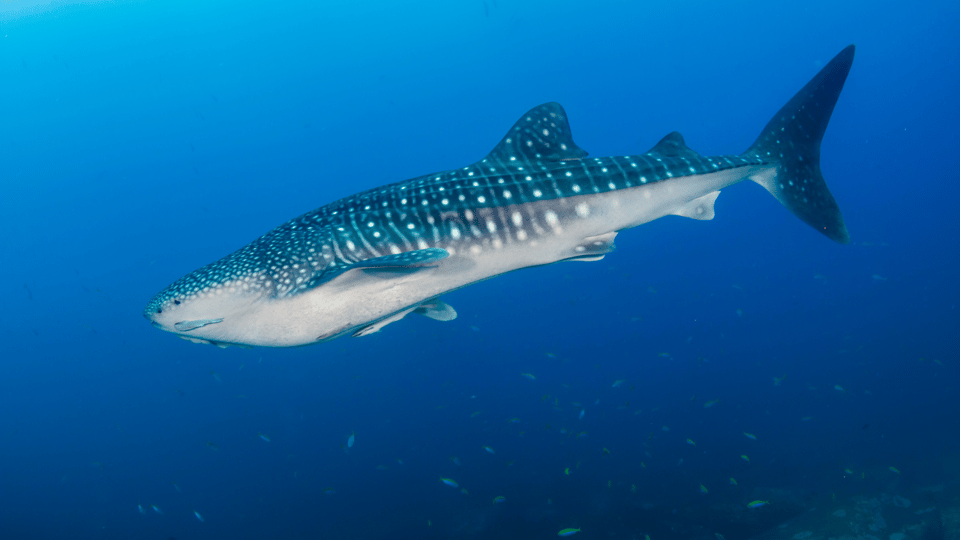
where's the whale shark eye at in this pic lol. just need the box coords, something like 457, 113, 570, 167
157, 308, 163, 314
174, 300, 181, 305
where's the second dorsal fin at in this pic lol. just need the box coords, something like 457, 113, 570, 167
481, 102, 588, 163
646, 132, 700, 159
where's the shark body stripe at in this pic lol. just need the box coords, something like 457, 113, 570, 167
145, 46, 855, 348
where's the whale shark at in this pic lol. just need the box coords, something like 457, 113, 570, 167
145, 45, 855, 348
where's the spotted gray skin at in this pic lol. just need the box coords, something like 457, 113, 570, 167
145, 45, 855, 348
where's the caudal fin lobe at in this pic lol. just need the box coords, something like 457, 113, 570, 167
744, 45, 855, 243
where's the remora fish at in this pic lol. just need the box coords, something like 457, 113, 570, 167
145, 46, 855, 348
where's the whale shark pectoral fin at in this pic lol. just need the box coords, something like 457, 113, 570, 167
566, 232, 617, 262
174, 318, 224, 332
352, 307, 418, 337
355, 248, 449, 268
671, 191, 720, 221
414, 299, 457, 321
305, 248, 450, 289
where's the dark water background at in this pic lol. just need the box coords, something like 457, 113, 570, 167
2, 1, 958, 538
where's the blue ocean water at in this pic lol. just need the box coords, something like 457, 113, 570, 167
2, 0, 958, 539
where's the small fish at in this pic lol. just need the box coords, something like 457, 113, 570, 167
741, 455, 750, 462
889, 466, 900, 474
193, 510, 204, 522
844, 468, 853, 475
172, 481, 181, 492
729, 478, 737, 486
210, 371, 221, 383
460, 488, 468, 495
470, 411, 482, 418
258, 433, 271, 443
736, 309, 743, 317
700, 484, 708, 494
747, 500, 768, 509
576, 431, 588, 438
677, 458, 683, 466
743, 432, 757, 440
483, 446, 495, 454
612, 379, 625, 387
773, 375, 787, 386
138, 504, 145, 514
564, 467, 570, 475
601, 447, 610, 455
322, 487, 336, 495
703, 399, 720, 408
206, 441, 220, 451
347, 432, 355, 448
151, 504, 163, 514
716, 533, 726, 540
630, 484, 637, 493
376, 464, 388, 470
578, 409, 585, 420
493, 496, 506, 504
834, 385, 845, 392
441, 477, 459, 488
607, 480, 612, 488
657, 352, 670, 358
507, 417, 520, 424
450, 456, 461, 466
521, 373, 536, 380
801, 416, 813, 421
687, 439, 696, 446
558, 528, 581, 537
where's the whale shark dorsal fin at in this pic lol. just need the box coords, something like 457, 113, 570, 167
646, 132, 700, 159
481, 102, 588, 164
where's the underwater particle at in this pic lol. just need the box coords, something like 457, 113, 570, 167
193, 510, 204, 522
440, 477, 458, 488
347, 432, 355, 448
450, 456, 461, 466
700, 484, 708, 494
210, 371, 221, 382
736, 309, 743, 317
744, 432, 757, 440
564, 467, 570, 475
773, 375, 786, 386
460, 488, 468, 495
493, 496, 506, 504
631, 484, 637, 493
747, 500, 769, 509
483, 446, 495, 454
558, 527, 581, 536
741, 455, 750, 462
206, 441, 220, 451
607, 480, 612, 488
522, 373, 536, 380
